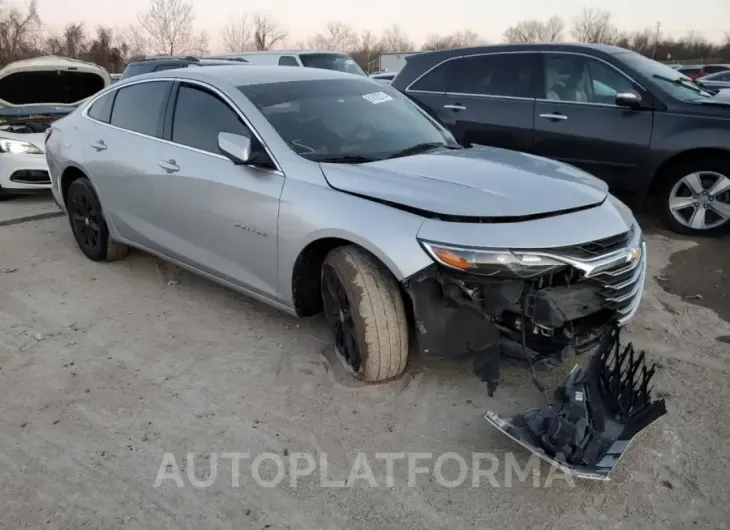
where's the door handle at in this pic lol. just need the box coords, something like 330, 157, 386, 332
443, 104, 466, 111
158, 159, 180, 173
90, 140, 107, 151
539, 113, 568, 121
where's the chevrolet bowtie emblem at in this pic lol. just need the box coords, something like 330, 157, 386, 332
627, 247, 642, 263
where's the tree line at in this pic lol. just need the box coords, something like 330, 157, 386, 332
1, 0, 728, 73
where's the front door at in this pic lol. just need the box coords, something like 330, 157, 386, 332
150, 82, 284, 300
532, 52, 654, 196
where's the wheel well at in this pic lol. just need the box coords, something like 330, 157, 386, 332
60, 166, 88, 204
291, 238, 415, 325
647, 148, 730, 198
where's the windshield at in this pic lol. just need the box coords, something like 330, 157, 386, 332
617, 52, 714, 100
239, 78, 458, 162
299, 54, 367, 76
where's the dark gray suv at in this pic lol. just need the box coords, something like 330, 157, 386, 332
393, 43, 730, 236
119, 56, 247, 81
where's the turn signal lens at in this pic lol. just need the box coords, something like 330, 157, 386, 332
430, 247, 471, 270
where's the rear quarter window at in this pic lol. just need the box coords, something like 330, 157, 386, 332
87, 92, 115, 122
109, 81, 172, 137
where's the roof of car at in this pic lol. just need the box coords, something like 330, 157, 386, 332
127, 57, 239, 66
131, 64, 363, 86
409, 42, 630, 62
213, 50, 345, 56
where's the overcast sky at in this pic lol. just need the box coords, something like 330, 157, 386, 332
33, 0, 730, 50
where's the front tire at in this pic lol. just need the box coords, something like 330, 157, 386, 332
321, 246, 409, 382
656, 155, 730, 236
66, 178, 128, 261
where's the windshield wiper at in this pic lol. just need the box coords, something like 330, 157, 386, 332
385, 142, 458, 160
652, 74, 709, 96
313, 154, 378, 164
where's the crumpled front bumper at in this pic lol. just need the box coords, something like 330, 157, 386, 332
485, 325, 667, 480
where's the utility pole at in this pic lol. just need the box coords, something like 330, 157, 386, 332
652, 21, 661, 59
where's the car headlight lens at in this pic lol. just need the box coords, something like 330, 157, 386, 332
419, 240, 568, 278
0, 138, 43, 155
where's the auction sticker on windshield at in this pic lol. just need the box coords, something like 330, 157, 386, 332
362, 92, 393, 104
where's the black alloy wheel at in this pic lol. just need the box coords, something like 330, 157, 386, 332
69, 191, 102, 253
321, 263, 360, 372
65, 177, 127, 262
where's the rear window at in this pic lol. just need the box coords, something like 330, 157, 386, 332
154, 63, 188, 72
119, 63, 148, 80
703, 65, 730, 75
678, 67, 701, 75
299, 54, 366, 76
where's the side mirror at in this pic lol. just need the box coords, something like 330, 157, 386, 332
218, 132, 254, 165
615, 91, 642, 108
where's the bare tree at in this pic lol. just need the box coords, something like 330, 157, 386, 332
222, 14, 253, 52
118, 25, 149, 59
503, 17, 564, 43
0, 0, 42, 65
350, 29, 384, 72
382, 24, 413, 52
571, 8, 617, 44
137, 0, 208, 55
308, 21, 358, 52
422, 30, 484, 50
253, 13, 286, 51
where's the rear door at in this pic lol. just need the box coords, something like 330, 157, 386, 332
82, 80, 173, 247
149, 81, 284, 298
532, 52, 653, 196
405, 52, 539, 152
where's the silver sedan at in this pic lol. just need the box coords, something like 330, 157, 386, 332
45, 65, 646, 392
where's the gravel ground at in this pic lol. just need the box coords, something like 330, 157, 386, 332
0, 200, 729, 530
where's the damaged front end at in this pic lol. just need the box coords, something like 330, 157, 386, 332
485, 325, 666, 480
401, 226, 665, 479
403, 225, 646, 394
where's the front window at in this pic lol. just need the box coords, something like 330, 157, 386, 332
543, 54, 635, 104
299, 53, 366, 76
618, 52, 714, 100
238, 78, 458, 162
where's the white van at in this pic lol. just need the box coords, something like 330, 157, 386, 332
206, 51, 367, 76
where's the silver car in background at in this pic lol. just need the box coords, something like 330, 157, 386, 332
45, 66, 646, 394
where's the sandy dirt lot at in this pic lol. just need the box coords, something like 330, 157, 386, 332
1, 196, 729, 529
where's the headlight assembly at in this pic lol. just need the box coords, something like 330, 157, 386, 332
419, 240, 567, 278
0, 138, 43, 155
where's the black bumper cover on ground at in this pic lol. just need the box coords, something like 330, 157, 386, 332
485, 325, 667, 480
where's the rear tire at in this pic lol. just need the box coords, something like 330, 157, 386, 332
66, 178, 128, 262
656, 155, 730, 236
321, 246, 409, 382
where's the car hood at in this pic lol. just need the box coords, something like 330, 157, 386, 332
693, 88, 730, 107
0, 56, 110, 108
319, 146, 608, 219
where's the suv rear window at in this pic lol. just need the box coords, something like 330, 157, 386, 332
299, 54, 366, 76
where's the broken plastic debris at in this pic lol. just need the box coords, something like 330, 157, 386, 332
485, 324, 667, 480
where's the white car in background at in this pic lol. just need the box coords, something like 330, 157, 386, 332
0, 56, 110, 197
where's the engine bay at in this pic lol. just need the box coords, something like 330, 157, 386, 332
0, 114, 62, 134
